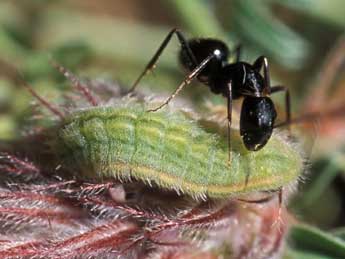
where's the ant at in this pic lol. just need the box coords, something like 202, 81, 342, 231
128, 28, 291, 161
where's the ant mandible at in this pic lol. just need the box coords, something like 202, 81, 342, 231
128, 28, 291, 162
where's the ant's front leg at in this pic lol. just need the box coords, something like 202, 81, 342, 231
128, 28, 197, 93
253, 56, 271, 95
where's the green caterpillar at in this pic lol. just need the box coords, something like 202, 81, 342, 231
58, 101, 303, 199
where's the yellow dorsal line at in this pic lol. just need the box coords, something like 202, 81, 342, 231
107, 162, 290, 196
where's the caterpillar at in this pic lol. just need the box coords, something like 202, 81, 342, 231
58, 100, 303, 200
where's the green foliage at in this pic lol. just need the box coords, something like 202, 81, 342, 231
273, 0, 345, 27
286, 224, 345, 259
229, 0, 309, 68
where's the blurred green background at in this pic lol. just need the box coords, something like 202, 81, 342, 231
1, 1, 345, 257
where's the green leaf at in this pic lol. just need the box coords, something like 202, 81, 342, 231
332, 227, 345, 241
164, 0, 228, 40
271, 0, 345, 28
230, 0, 309, 68
285, 249, 336, 259
288, 224, 345, 258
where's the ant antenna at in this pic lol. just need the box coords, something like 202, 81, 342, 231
50, 61, 98, 107
147, 54, 216, 112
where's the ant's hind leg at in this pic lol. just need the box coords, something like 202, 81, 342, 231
227, 81, 233, 166
254, 56, 292, 132
253, 56, 271, 95
128, 28, 197, 93
271, 85, 291, 131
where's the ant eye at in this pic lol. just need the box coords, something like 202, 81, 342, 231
214, 49, 221, 56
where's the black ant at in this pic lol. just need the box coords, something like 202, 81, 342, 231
128, 28, 291, 161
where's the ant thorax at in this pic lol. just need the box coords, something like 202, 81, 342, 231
212, 63, 265, 98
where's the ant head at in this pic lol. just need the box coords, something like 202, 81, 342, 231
188, 38, 229, 61
179, 38, 229, 82
240, 97, 277, 151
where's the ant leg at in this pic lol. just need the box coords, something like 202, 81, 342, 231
254, 56, 292, 131
128, 28, 197, 93
253, 56, 271, 95
233, 44, 242, 62
271, 86, 291, 131
148, 54, 215, 112
227, 81, 233, 165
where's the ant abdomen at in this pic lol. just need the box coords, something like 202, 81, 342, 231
240, 97, 277, 151
179, 38, 229, 83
